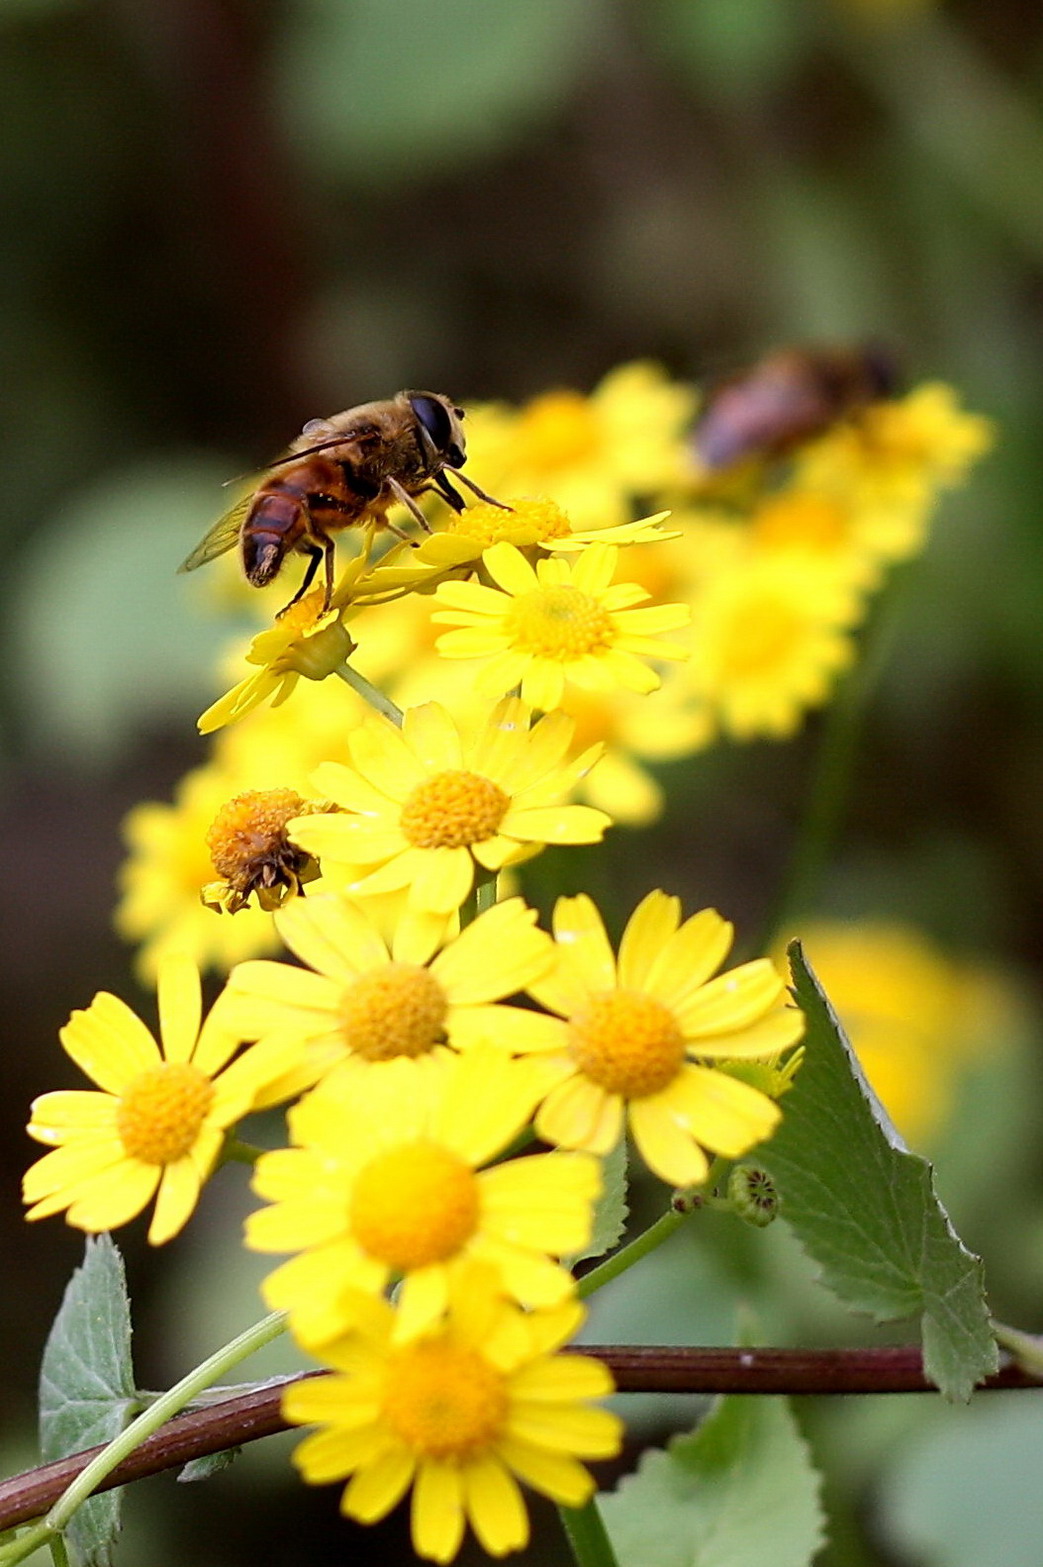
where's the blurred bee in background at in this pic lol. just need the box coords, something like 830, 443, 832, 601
690, 344, 899, 473
179, 390, 506, 616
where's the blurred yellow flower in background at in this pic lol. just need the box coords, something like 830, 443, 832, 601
462, 361, 697, 530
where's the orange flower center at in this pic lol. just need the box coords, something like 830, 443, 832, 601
340, 965, 448, 1060
382, 1340, 508, 1458
400, 770, 509, 849
206, 789, 307, 879
116, 1062, 215, 1164
506, 586, 614, 661
350, 1140, 480, 1269
568, 990, 686, 1098
447, 497, 572, 548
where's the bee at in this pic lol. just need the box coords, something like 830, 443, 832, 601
691, 344, 899, 472
179, 390, 506, 615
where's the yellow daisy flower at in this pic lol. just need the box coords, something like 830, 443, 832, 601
219, 893, 557, 1078
284, 1266, 621, 1564
794, 382, 994, 552
432, 540, 689, 712
23, 953, 302, 1245
518, 891, 804, 1187
463, 361, 696, 529
247, 1047, 601, 1346
198, 590, 356, 734
287, 697, 611, 922
686, 547, 866, 741
748, 486, 883, 587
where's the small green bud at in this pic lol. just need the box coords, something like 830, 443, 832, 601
728, 1164, 778, 1227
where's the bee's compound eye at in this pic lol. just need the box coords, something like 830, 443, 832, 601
409, 395, 456, 454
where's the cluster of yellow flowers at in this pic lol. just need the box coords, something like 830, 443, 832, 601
24, 357, 991, 1561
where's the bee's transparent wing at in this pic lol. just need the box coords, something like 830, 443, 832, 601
178, 492, 254, 573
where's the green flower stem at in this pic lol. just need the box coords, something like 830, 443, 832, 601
0, 1312, 289, 1567
754, 563, 912, 957
558, 1496, 620, 1567
220, 1137, 265, 1167
333, 662, 403, 726
992, 1320, 1043, 1380
576, 1207, 687, 1300
475, 868, 499, 916
47, 1538, 69, 1567
458, 868, 499, 929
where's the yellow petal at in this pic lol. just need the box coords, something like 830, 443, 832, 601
627, 1096, 710, 1187
408, 846, 475, 914
677, 958, 786, 1037
63, 1159, 160, 1233
551, 894, 617, 995
665, 1064, 781, 1157
276, 895, 391, 984
644, 908, 733, 1010
412, 1459, 466, 1565
536, 1075, 623, 1155
616, 890, 682, 992
157, 952, 202, 1063
60, 993, 159, 1094
343, 1446, 416, 1522
148, 1158, 203, 1244
402, 702, 463, 772
494, 1437, 595, 1507
463, 1454, 529, 1556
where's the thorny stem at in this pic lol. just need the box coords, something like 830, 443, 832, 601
0, 1345, 1039, 1535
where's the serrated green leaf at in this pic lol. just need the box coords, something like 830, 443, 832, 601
601, 1395, 825, 1567
570, 1138, 629, 1271
39, 1235, 138, 1567
757, 943, 997, 1402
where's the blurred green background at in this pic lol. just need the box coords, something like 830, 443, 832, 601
4, 1, 1043, 1563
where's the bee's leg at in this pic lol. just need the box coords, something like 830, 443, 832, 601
386, 476, 433, 532
451, 471, 513, 511
276, 540, 324, 618
321, 533, 336, 611
431, 472, 467, 513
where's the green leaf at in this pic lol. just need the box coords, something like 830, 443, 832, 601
878, 1396, 1043, 1567
570, 1137, 629, 1270
177, 1448, 241, 1484
39, 1236, 138, 1567
11, 457, 235, 765
601, 1395, 825, 1567
278, 0, 597, 184
758, 942, 997, 1402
